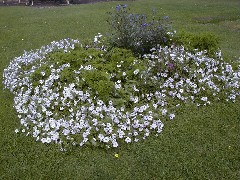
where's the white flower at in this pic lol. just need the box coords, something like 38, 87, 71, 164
41, 138, 47, 143
150, 123, 157, 129
133, 131, 138, 136
169, 113, 175, 120
85, 65, 92, 70
118, 130, 125, 138
125, 137, 131, 143
134, 96, 139, 103
103, 136, 110, 143
115, 83, 121, 89
107, 101, 112, 105
153, 104, 158, 109
134, 138, 139, 142
41, 72, 45, 76
98, 134, 104, 141
162, 109, 167, 116
133, 85, 139, 92
62, 129, 70, 135
147, 115, 153, 121
112, 141, 118, 147
133, 69, 139, 75
145, 131, 150, 137
45, 137, 51, 143
46, 111, 53, 116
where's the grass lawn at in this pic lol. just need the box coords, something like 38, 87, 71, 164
0, 0, 239, 179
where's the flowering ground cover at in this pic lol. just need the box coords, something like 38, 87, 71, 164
0, 0, 240, 179
3, 36, 240, 150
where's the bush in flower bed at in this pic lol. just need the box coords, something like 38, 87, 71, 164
107, 4, 171, 55
3, 34, 240, 150
173, 31, 220, 57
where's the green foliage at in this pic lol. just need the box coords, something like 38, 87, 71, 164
30, 63, 50, 78
0, 1, 240, 179
82, 69, 114, 102
174, 31, 220, 57
29, 47, 141, 105
107, 4, 171, 55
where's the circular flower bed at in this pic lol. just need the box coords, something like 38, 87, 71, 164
3, 36, 240, 150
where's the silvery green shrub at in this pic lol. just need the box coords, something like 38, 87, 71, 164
107, 4, 171, 55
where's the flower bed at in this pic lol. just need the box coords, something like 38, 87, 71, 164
3, 35, 240, 150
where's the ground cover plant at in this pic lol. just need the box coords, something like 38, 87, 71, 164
3, 34, 240, 150
0, 0, 240, 179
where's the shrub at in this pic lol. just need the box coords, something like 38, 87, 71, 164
173, 31, 220, 57
107, 4, 171, 55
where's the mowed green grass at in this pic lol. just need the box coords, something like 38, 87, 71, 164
0, 0, 239, 179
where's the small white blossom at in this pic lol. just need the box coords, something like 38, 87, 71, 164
133, 69, 139, 75
125, 137, 131, 143
169, 114, 175, 120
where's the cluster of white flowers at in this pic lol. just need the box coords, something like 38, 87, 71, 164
3, 38, 165, 150
94, 33, 103, 44
2, 37, 240, 150
142, 45, 240, 105
3, 38, 80, 94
